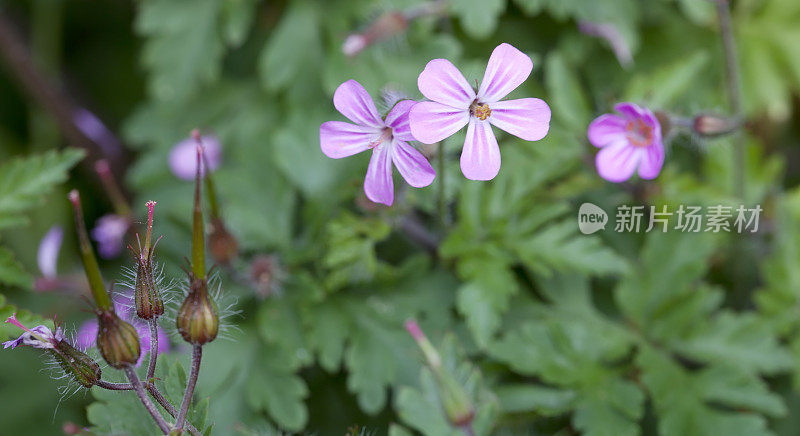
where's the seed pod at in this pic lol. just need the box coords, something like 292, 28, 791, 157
433, 369, 475, 427
208, 218, 238, 265
176, 276, 219, 345
134, 257, 164, 320
50, 341, 102, 388
96, 309, 141, 369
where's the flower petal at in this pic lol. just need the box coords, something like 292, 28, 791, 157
595, 141, 641, 183
478, 43, 533, 103
333, 80, 383, 127
364, 145, 394, 205
489, 98, 551, 141
169, 135, 222, 181
614, 102, 646, 120
588, 114, 627, 147
638, 142, 665, 180
384, 100, 417, 142
38, 225, 63, 279
417, 59, 475, 108
461, 119, 501, 181
320, 121, 380, 158
391, 140, 435, 188
409, 101, 469, 144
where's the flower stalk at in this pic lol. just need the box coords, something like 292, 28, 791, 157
95, 159, 131, 216
68, 190, 112, 310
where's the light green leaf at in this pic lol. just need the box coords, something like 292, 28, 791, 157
0, 148, 84, 230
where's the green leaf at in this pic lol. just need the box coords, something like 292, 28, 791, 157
0, 293, 52, 341
0, 148, 83, 230
450, 0, 506, 39
455, 258, 518, 348
639, 346, 776, 436
258, 2, 321, 92
495, 384, 576, 415
0, 247, 32, 289
623, 50, 709, 108
245, 345, 310, 431
136, 0, 224, 100
322, 212, 392, 291
545, 51, 592, 130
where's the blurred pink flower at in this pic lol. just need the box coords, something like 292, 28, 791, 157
409, 43, 551, 180
578, 21, 633, 68
169, 134, 222, 181
37, 225, 63, 279
91, 214, 130, 259
320, 80, 435, 206
588, 102, 664, 182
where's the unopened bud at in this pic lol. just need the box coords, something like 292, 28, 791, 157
693, 114, 740, 138
209, 218, 238, 264
134, 201, 164, 320
50, 341, 102, 388
405, 320, 474, 428
134, 258, 164, 319
342, 12, 407, 57
177, 276, 219, 345
96, 309, 141, 368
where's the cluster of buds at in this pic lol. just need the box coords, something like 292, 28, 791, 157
3, 129, 229, 435
405, 320, 475, 429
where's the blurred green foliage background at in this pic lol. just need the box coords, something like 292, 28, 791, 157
2, 0, 800, 434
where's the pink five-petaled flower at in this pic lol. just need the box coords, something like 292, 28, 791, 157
3, 312, 64, 350
409, 43, 551, 181
588, 102, 664, 183
320, 80, 435, 206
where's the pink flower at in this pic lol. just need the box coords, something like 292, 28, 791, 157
320, 80, 436, 206
37, 225, 63, 279
91, 214, 130, 259
3, 313, 63, 350
409, 43, 551, 181
588, 102, 664, 182
169, 134, 222, 181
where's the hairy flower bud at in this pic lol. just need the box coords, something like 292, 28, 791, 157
133, 201, 164, 320
134, 258, 164, 320
176, 276, 219, 345
50, 341, 102, 388
209, 218, 238, 265
693, 114, 740, 138
96, 309, 141, 368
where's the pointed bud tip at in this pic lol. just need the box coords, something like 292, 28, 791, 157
191, 129, 202, 142
68, 190, 80, 205
404, 319, 424, 341
94, 159, 110, 175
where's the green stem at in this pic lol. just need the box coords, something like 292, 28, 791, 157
715, 0, 745, 198
174, 345, 202, 433
69, 190, 112, 310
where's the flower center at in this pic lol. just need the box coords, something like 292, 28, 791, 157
625, 119, 653, 147
470, 101, 492, 121
369, 127, 393, 149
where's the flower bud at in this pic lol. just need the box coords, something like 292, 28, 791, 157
405, 320, 475, 429
134, 258, 164, 320
693, 114, 740, 138
209, 218, 238, 265
96, 309, 141, 368
176, 276, 219, 345
133, 200, 164, 320
50, 341, 102, 388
